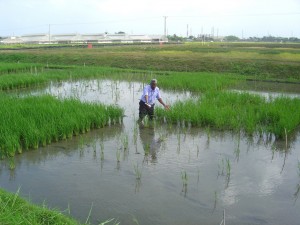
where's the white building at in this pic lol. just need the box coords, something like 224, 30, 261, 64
1, 33, 168, 44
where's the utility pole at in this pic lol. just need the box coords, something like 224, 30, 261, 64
187, 24, 189, 38
163, 16, 168, 38
48, 24, 51, 44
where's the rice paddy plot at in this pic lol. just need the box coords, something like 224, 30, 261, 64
0, 94, 123, 158
1, 77, 300, 224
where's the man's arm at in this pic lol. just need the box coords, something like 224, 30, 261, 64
158, 98, 170, 110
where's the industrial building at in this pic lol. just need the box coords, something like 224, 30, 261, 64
0, 33, 168, 44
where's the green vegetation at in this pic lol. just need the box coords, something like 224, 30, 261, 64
181, 171, 188, 186
0, 62, 42, 74
156, 91, 300, 139
0, 65, 239, 92
0, 95, 123, 158
1, 42, 300, 81
134, 163, 142, 180
0, 188, 81, 225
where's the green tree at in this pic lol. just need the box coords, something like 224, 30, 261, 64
224, 35, 240, 42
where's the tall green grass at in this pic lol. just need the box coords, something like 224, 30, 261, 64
156, 91, 300, 138
0, 188, 81, 225
0, 94, 123, 157
0, 62, 42, 74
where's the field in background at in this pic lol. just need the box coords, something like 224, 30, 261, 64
1, 42, 300, 82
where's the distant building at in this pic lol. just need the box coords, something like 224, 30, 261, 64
0, 33, 168, 44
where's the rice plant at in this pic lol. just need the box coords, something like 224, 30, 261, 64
134, 163, 142, 180
133, 123, 138, 146
298, 160, 300, 177
181, 171, 188, 187
144, 143, 150, 156
121, 134, 129, 150
0, 94, 123, 157
8, 158, 16, 170
100, 140, 105, 161
116, 149, 121, 162
226, 158, 231, 177
218, 159, 225, 176
156, 91, 300, 139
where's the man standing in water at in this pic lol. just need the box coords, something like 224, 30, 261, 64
138, 79, 170, 123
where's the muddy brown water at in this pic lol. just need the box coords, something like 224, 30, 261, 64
1, 80, 300, 225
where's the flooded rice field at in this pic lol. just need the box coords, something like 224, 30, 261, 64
1, 80, 300, 225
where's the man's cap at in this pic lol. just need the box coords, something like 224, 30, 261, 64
150, 79, 157, 84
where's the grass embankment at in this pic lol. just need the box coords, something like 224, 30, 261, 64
156, 91, 300, 138
0, 95, 123, 158
0, 188, 81, 225
0, 42, 300, 81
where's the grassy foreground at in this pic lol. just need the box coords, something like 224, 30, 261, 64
0, 95, 123, 158
156, 91, 300, 138
0, 188, 81, 225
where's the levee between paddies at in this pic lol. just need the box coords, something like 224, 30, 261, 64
156, 91, 300, 139
0, 95, 123, 158
0, 188, 81, 225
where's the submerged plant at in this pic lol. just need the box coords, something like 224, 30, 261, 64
116, 149, 121, 162
9, 158, 16, 170
100, 140, 104, 161
121, 134, 129, 150
79, 136, 85, 151
218, 159, 225, 176
226, 158, 231, 176
144, 143, 150, 156
181, 171, 188, 186
134, 163, 142, 180
298, 160, 300, 177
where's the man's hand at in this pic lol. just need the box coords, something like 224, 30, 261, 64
164, 105, 170, 110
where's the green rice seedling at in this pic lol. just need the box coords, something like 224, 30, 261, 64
181, 171, 188, 187
218, 159, 225, 176
92, 139, 97, 153
0, 94, 123, 157
133, 123, 138, 146
197, 168, 200, 184
234, 132, 241, 162
298, 160, 300, 177
79, 136, 85, 151
226, 158, 231, 177
213, 191, 218, 212
100, 140, 105, 161
121, 134, 129, 150
177, 132, 181, 153
156, 91, 300, 139
8, 158, 16, 170
294, 184, 300, 203
134, 163, 142, 180
144, 143, 150, 156
116, 149, 121, 162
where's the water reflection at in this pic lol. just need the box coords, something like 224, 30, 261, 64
139, 125, 162, 164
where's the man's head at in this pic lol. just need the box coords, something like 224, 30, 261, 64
150, 79, 157, 90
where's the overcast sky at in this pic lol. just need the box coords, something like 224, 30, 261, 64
1, 0, 299, 37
